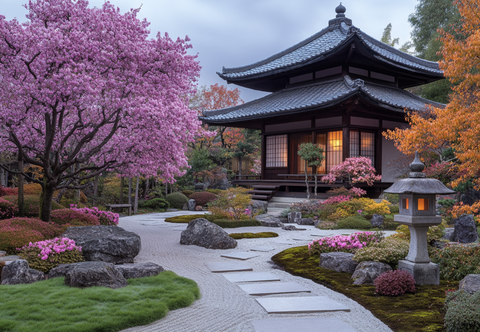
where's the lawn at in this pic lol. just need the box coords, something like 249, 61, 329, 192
272, 245, 458, 332
0, 271, 200, 332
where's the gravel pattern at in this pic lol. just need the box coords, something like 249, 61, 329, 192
119, 211, 393, 332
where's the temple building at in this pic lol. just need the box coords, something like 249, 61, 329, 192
200, 4, 444, 199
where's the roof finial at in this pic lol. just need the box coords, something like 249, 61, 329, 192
336, 3, 346, 18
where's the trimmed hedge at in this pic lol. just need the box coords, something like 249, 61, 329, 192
166, 192, 188, 209
229, 232, 278, 239
143, 198, 170, 210
189, 191, 217, 206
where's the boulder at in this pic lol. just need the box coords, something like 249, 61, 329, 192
255, 214, 283, 227
297, 218, 314, 226
370, 214, 384, 228
210, 169, 231, 190
282, 224, 305, 231
188, 199, 196, 211
453, 215, 479, 243
461, 189, 480, 206
115, 262, 164, 279
180, 218, 237, 249
1, 259, 45, 285
319, 252, 358, 273
459, 274, 480, 294
442, 228, 455, 241
287, 211, 302, 224
195, 206, 203, 211
62, 225, 141, 264
64, 261, 128, 289
352, 261, 392, 285
194, 183, 205, 191
248, 200, 268, 215
48, 263, 75, 279
181, 203, 188, 210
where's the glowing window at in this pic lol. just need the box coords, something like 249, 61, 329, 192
418, 198, 429, 211
266, 135, 287, 167
403, 198, 409, 210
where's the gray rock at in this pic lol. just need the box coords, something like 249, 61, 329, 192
64, 261, 128, 289
181, 202, 188, 210
188, 199, 196, 211
248, 200, 268, 215
211, 169, 231, 190
453, 215, 479, 243
115, 262, 164, 279
443, 228, 455, 241
279, 218, 288, 223
461, 190, 480, 206
194, 183, 204, 191
1, 259, 45, 285
255, 214, 283, 227
297, 218, 314, 226
370, 214, 384, 228
352, 261, 392, 285
48, 263, 75, 279
319, 252, 358, 273
62, 225, 141, 264
282, 225, 299, 231
287, 211, 302, 224
459, 274, 480, 294
180, 218, 237, 249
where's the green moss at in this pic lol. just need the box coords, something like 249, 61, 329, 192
164, 214, 208, 223
272, 245, 458, 332
229, 232, 278, 239
164, 214, 261, 228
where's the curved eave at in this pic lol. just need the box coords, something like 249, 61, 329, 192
384, 178, 455, 195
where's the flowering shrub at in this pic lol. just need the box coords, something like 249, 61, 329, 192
321, 157, 381, 186
208, 187, 252, 220
18, 237, 84, 273
189, 191, 217, 206
374, 270, 416, 296
2, 195, 64, 217
353, 237, 410, 267
0, 218, 64, 254
71, 206, 119, 225
251, 159, 261, 175
308, 231, 379, 255
0, 198, 17, 220
0, 186, 17, 196
431, 243, 480, 281
50, 209, 100, 226
361, 199, 391, 215
322, 195, 352, 205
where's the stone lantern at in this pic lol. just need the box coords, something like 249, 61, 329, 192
384, 152, 455, 285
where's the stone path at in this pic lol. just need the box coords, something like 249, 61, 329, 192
119, 211, 393, 332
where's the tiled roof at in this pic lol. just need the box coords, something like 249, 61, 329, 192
219, 22, 442, 80
201, 76, 444, 123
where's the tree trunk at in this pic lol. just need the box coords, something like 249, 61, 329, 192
304, 161, 310, 199
0, 168, 4, 187
128, 177, 132, 205
143, 178, 149, 200
119, 177, 124, 204
134, 175, 139, 214
165, 182, 168, 197
314, 166, 318, 198
75, 163, 81, 203
54, 187, 67, 204
238, 157, 243, 177
17, 157, 24, 217
92, 175, 99, 206
40, 179, 56, 222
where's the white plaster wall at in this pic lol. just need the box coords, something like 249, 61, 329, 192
382, 136, 407, 182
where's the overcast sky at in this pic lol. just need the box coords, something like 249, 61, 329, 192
1, 0, 420, 102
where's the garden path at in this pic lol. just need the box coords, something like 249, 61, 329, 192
119, 211, 393, 332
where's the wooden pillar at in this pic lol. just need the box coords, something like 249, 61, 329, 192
342, 114, 350, 162
377, 120, 383, 175
261, 129, 266, 180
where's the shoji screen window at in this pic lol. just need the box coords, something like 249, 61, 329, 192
350, 131, 375, 165
266, 135, 287, 167
327, 131, 343, 172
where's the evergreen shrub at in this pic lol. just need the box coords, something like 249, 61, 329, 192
374, 270, 416, 296
50, 209, 100, 226
336, 215, 372, 229
431, 243, 480, 281
353, 237, 409, 268
143, 198, 170, 210
166, 192, 188, 209
2, 195, 64, 217
189, 191, 217, 206
444, 290, 480, 332
182, 190, 194, 198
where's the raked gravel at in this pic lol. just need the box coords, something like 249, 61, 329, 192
119, 211, 393, 332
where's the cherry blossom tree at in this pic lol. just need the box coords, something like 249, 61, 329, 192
0, 0, 202, 221
322, 157, 381, 190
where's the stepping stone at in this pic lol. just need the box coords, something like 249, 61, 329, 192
0, 255, 21, 262
239, 282, 310, 296
251, 318, 356, 332
221, 252, 259, 260
256, 296, 350, 314
206, 262, 253, 273
250, 246, 274, 252
221, 272, 281, 283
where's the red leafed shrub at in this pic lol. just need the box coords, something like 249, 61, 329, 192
50, 209, 100, 226
189, 191, 217, 206
2, 195, 64, 217
374, 270, 416, 296
0, 218, 65, 254
0, 198, 18, 220
0, 187, 17, 196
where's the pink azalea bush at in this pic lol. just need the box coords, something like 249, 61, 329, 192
18, 237, 84, 273
308, 231, 379, 255
71, 205, 119, 225
0, 198, 17, 220
322, 157, 381, 186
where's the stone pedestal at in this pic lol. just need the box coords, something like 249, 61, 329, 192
398, 260, 439, 285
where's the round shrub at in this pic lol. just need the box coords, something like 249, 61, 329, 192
2, 195, 65, 217
18, 237, 85, 273
336, 215, 372, 230
182, 190, 194, 198
50, 209, 100, 226
374, 270, 416, 296
166, 192, 188, 209
353, 237, 409, 268
143, 198, 170, 210
23, 183, 43, 195
0, 198, 17, 220
189, 191, 217, 206
0, 218, 64, 254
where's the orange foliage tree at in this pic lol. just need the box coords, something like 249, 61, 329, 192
384, 0, 480, 189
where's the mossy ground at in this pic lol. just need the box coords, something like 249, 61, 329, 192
0, 271, 200, 332
164, 214, 261, 228
229, 232, 278, 239
272, 246, 458, 332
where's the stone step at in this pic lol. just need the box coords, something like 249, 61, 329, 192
267, 202, 292, 209
238, 282, 311, 296
255, 296, 350, 314
251, 195, 269, 200
251, 318, 356, 332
